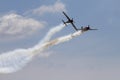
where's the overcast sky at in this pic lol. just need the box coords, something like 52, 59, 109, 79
0, 0, 120, 80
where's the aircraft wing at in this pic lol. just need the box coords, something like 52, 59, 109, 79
89, 29, 98, 30
63, 11, 71, 20
71, 22, 78, 31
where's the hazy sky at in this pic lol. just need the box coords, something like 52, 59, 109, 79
0, 0, 120, 80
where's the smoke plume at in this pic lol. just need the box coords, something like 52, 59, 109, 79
0, 23, 83, 74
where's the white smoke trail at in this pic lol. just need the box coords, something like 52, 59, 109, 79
0, 23, 84, 74
34, 30, 83, 51
36, 23, 65, 46
0, 49, 33, 73
30, 30, 83, 59
0, 23, 65, 74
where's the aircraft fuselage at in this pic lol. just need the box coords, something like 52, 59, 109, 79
79, 27, 91, 32
82, 27, 90, 31
66, 19, 73, 23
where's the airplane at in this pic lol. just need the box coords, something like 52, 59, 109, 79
79, 25, 98, 32
62, 11, 78, 31
62, 11, 97, 32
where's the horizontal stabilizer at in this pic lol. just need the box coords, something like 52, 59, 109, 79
62, 20, 67, 26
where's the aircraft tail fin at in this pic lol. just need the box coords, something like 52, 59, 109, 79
62, 20, 67, 26
81, 26, 83, 30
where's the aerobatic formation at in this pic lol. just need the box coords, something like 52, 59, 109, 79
0, 11, 97, 74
